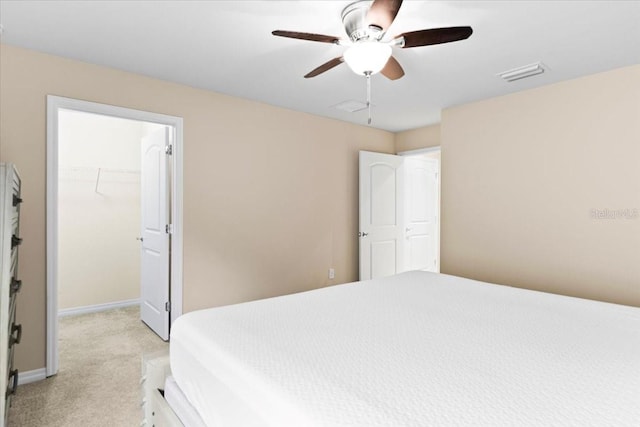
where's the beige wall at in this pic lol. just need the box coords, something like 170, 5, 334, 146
58, 111, 157, 310
395, 124, 440, 153
441, 65, 640, 306
3, 41, 637, 373
0, 44, 394, 371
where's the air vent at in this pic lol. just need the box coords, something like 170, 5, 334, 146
497, 62, 546, 82
332, 100, 368, 113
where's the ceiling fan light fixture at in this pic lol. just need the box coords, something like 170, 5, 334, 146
344, 42, 392, 76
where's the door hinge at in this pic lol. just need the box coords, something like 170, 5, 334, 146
165, 224, 173, 234
165, 145, 173, 155
165, 301, 171, 312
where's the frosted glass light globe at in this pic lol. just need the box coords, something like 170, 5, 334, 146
344, 42, 392, 75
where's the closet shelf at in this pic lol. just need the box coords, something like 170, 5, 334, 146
58, 167, 141, 193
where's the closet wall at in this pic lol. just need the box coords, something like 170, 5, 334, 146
58, 110, 158, 311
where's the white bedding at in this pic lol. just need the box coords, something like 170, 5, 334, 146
170, 271, 640, 426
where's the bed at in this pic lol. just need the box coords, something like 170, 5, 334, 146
144, 271, 640, 426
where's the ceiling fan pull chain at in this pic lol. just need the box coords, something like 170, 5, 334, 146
366, 71, 372, 125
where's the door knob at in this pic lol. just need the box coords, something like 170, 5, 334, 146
358, 232, 369, 237
136, 237, 144, 242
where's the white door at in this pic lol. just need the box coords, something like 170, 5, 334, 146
140, 127, 170, 340
359, 151, 405, 280
404, 157, 439, 272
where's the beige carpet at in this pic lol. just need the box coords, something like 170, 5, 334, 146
8, 306, 168, 426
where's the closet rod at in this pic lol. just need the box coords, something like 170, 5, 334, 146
60, 166, 140, 174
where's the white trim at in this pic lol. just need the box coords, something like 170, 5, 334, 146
18, 368, 47, 386
46, 95, 184, 377
46, 97, 59, 377
58, 299, 140, 318
397, 146, 441, 156
170, 124, 183, 326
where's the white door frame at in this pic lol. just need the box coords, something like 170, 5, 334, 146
46, 95, 184, 377
397, 146, 441, 156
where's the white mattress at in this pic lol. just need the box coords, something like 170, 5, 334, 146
170, 271, 640, 426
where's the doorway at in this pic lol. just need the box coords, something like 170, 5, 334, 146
46, 96, 183, 377
359, 147, 441, 280
56, 110, 162, 317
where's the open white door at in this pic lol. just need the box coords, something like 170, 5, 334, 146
404, 157, 439, 272
140, 127, 170, 340
359, 151, 405, 280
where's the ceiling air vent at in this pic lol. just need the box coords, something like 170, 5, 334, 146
332, 100, 368, 113
497, 62, 546, 82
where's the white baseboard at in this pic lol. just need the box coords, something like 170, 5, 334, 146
18, 368, 47, 385
58, 299, 140, 318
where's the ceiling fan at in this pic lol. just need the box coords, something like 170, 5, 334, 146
272, 0, 473, 80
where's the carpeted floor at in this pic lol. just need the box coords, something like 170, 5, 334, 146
8, 306, 168, 426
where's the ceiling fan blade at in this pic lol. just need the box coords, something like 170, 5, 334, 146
272, 30, 340, 44
366, 0, 403, 32
304, 57, 345, 78
398, 26, 473, 48
381, 56, 405, 80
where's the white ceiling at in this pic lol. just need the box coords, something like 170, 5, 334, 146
1, 1, 639, 132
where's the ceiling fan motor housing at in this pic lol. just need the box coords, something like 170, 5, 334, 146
342, 0, 384, 42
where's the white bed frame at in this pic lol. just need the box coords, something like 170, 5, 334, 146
141, 351, 185, 427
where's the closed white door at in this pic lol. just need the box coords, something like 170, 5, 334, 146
140, 127, 170, 340
359, 151, 405, 280
404, 157, 439, 272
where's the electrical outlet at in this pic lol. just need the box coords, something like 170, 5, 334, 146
328, 268, 335, 280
